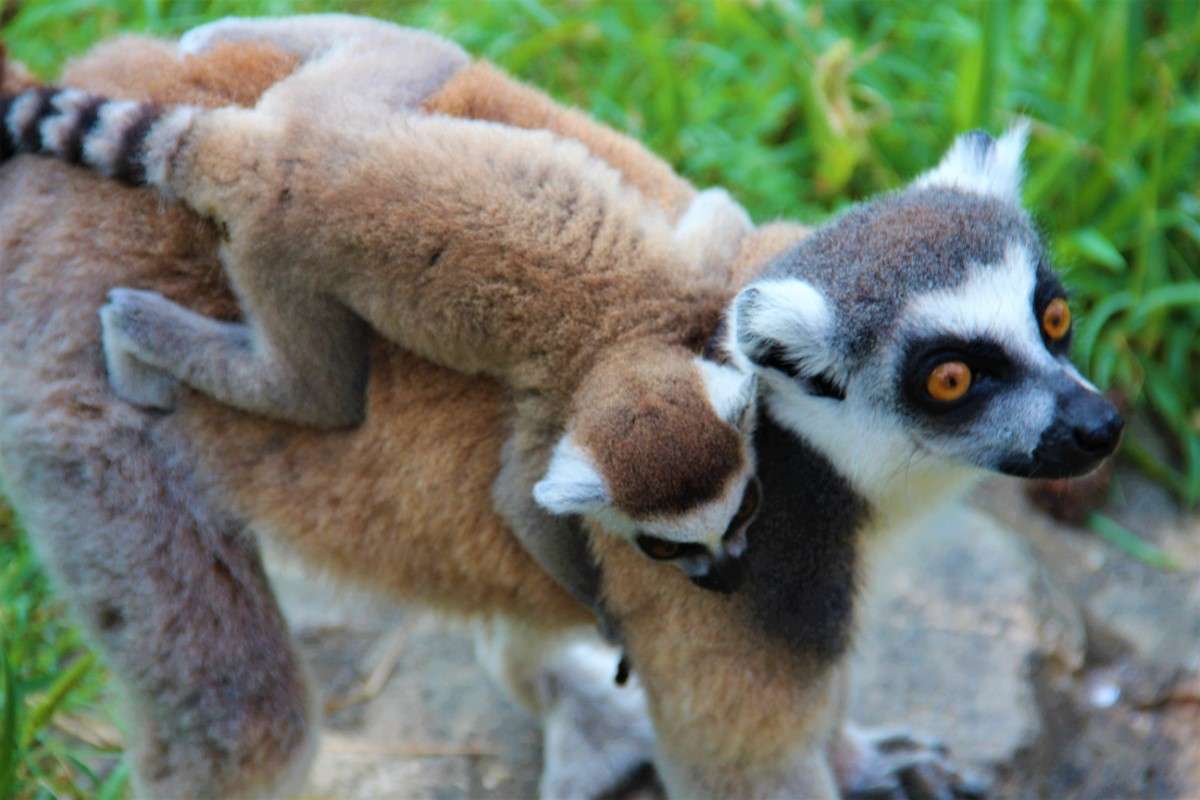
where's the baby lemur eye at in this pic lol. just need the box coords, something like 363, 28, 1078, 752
635, 535, 710, 561
636, 535, 683, 560
1041, 298, 1071, 342
926, 361, 972, 403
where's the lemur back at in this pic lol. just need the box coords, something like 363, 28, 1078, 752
0, 31, 760, 592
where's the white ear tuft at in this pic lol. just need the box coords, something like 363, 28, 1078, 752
727, 278, 837, 383
913, 120, 1030, 203
694, 358, 757, 426
533, 436, 611, 516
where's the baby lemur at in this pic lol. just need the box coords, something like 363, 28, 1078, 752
0, 31, 761, 598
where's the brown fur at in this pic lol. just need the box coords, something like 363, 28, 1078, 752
428, 60, 696, 216
0, 32, 834, 798
573, 343, 743, 516
34, 28, 765, 556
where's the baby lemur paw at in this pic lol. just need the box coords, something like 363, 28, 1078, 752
177, 18, 259, 56
100, 289, 181, 411
674, 187, 753, 271
838, 725, 991, 800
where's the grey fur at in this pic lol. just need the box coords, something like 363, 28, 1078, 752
765, 187, 1039, 365
0, 333, 313, 800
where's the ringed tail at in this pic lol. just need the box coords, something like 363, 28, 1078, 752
0, 86, 198, 189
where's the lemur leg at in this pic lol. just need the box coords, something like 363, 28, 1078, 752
177, 15, 699, 216
654, 746, 839, 800
831, 724, 992, 800
100, 286, 368, 427
473, 617, 656, 800
492, 412, 620, 641
0, 422, 314, 799
179, 14, 469, 117
827, 668, 992, 799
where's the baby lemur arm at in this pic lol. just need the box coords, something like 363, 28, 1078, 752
181, 15, 752, 272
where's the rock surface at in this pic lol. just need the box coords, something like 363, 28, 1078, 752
850, 504, 1084, 768
265, 476, 1200, 799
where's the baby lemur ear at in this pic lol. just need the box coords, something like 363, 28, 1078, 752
913, 120, 1030, 203
729, 279, 845, 401
694, 358, 758, 430
533, 435, 611, 516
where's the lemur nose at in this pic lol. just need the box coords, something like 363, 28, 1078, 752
1072, 406, 1124, 455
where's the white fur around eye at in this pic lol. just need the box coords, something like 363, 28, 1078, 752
906, 242, 1049, 368
727, 278, 836, 378
533, 435, 610, 516
914, 121, 1030, 203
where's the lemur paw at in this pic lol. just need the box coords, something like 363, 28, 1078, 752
837, 725, 991, 800
100, 288, 180, 411
537, 639, 658, 800
674, 188, 753, 272
178, 18, 258, 56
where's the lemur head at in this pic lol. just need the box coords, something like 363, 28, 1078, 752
727, 125, 1123, 509
534, 346, 760, 592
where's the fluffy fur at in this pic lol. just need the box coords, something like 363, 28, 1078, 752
2, 23, 764, 585
0, 18, 1122, 800
0, 31, 820, 799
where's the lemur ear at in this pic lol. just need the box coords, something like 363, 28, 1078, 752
694, 358, 758, 429
914, 120, 1030, 203
729, 279, 845, 400
533, 436, 611, 516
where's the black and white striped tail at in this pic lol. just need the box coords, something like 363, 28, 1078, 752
0, 87, 196, 187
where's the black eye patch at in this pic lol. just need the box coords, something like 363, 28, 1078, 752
899, 336, 1014, 423
1033, 271, 1072, 353
1027, 261, 1075, 352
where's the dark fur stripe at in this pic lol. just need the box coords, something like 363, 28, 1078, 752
742, 405, 867, 662
18, 87, 56, 154
0, 94, 13, 160
111, 104, 161, 186
62, 96, 105, 165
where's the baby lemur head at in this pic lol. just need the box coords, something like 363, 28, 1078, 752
534, 345, 759, 592
727, 125, 1123, 508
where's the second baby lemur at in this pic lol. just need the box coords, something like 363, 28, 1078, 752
1, 24, 762, 598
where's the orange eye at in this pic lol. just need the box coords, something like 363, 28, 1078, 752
926, 361, 972, 403
1042, 298, 1071, 341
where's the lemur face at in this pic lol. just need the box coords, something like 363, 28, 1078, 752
729, 125, 1123, 505
534, 355, 759, 592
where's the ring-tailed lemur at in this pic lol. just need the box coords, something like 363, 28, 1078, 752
0, 58, 762, 598
0, 21, 1127, 799
712, 124, 1124, 662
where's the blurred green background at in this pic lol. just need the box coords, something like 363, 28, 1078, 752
1, 1, 1197, 796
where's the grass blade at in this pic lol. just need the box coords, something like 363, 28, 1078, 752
0, 646, 17, 800
21, 653, 96, 750
96, 761, 129, 800
1089, 512, 1184, 571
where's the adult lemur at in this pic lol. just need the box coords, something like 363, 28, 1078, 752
0, 15, 1121, 800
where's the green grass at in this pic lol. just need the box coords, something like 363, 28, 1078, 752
0, 509, 126, 799
1, 0, 1197, 796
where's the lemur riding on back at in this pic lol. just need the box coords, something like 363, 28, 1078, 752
0, 30, 761, 593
